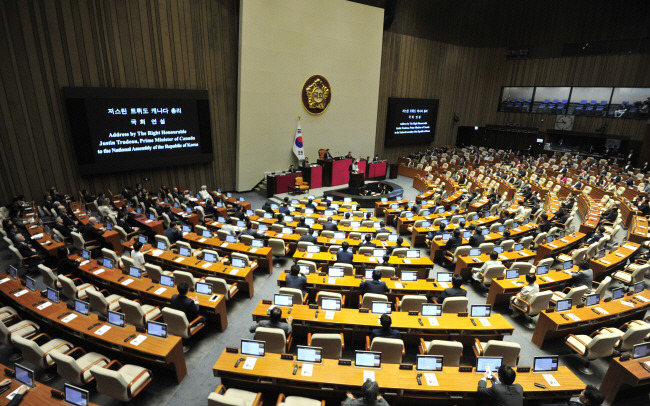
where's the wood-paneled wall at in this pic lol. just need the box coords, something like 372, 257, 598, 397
0, 0, 239, 202
375, 30, 650, 163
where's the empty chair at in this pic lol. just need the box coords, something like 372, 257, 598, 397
315, 291, 344, 307
366, 337, 404, 364
177, 241, 198, 257
206, 277, 239, 301
49, 349, 110, 386
118, 298, 161, 329
208, 385, 262, 406
533, 232, 547, 249
231, 252, 255, 269
0, 306, 18, 323
511, 290, 553, 328
268, 238, 289, 265
605, 321, 650, 353
254, 326, 291, 353
155, 234, 173, 250
441, 297, 468, 313
397, 295, 428, 312
612, 263, 650, 286
58, 274, 96, 300
276, 393, 324, 406
477, 264, 506, 287
358, 246, 374, 256
479, 242, 495, 254
445, 246, 471, 266
144, 263, 171, 282
85, 288, 122, 316
551, 285, 588, 305
360, 293, 389, 309
101, 248, 122, 268
500, 239, 515, 252
0, 318, 40, 361
418, 339, 463, 366
536, 257, 554, 270
308, 333, 344, 359
587, 276, 611, 300
333, 262, 354, 276
508, 262, 533, 275
519, 236, 533, 250
391, 247, 408, 258
558, 247, 588, 264
376, 266, 395, 278
90, 361, 153, 401
297, 260, 318, 274
473, 339, 520, 367
565, 329, 623, 374
13, 334, 74, 381
38, 264, 61, 290
162, 307, 206, 339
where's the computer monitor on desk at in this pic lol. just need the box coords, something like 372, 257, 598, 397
371, 302, 392, 314
632, 342, 650, 359
416, 355, 443, 372
533, 356, 559, 372
196, 282, 212, 296
437, 272, 452, 283
64, 383, 90, 406
160, 274, 174, 287
321, 298, 341, 311
274, 294, 293, 307
241, 339, 265, 357
556, 299, 572, 312
14, 363, 34, 388
612, 287, 625, 300
355, 351, 381, 368
328, 267, 344, 278
74, 299, 89, 316
296, 346, 322, 364
46, 287, 59, 304
147, 320, 168, 338
506, 269, 519, 280
471, 305, 491, 317
401, 271, 417, 282
421, 304, 442, 317
108, 310, 125, 328
536, 265, 549, 276
476, 356, 503, 373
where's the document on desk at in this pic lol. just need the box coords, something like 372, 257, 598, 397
424, 373, 439, 386
230, 269, 239, 275
37, 302, 52, 310
394, 283, 404, 289
154, 287, 167, 295
560, 239, 569, 243
95, 325, 111, 336
301, 363, 313, 376
511, 281, 523, 287
615, 253, 625, 257
202, 262, 212, 269
428, 317, 439, 326
324, 311, 334, 320
130, 335, 147, 346
276, 234, 284, 238
14, 289, 29, 297
243, 357, 257, 370
249, 248, 258, 253
620, 300, 634, 307
199, 238, 207, 242
566, 313, 580, 321
542, 374, 560, 387
548, 244, 557, 248
328, 278, 336, 284
403, 259, 411, 264
623, 244, 637, 250
0, 278, 10, 285
152, 250, 163, 257
93, 269, 105, 275
121, 278, 134, 286
439, 282, 449, 288
479, 318, 491, 327
61, 314, 78, 323
499, 255, 508, 261
221, 243, 229, 248
594, 307, 609, 315
363, 370, 375, 382
543, 276, 554, 282
600, 260, 611, 265
306, 253, 313, 258
635, 296, 649, 303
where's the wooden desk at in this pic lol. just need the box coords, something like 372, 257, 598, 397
252, 302, 513, 346
0, 275, 187, 382
292, 252, 434, 279
534, 232, 586, 263
159, 202, 200, 225
531, 290, 650, 348
69, 203, 123, 254
589, 242, 640, 279
125, 241, 254, 297
576, 194, 600, 235
628, 215, 648, 244
314, 237, 408, 252
213, 350, 582, 405
374, 199, 409, 217
24, 224, 64, 257
128, 211, 165, 235
455, 250, 536, 278
486, 270, 573, 306
75, 256, 228, 330
183, 233, 272, 274
599, 355, 650, 405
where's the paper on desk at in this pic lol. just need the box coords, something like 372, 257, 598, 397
6, 386, 25, 400
615, 253, 625, 257
636, 296, 649, 303
513, 228, 520, 232
0, 277, 10, 284
328, 278, 336, 284
95, 325, 111, 336
499, 255, 508, 260
130, 335, 147, 346
221, 243, 229, 248
542, 374, 560, 387
543, 276, 554, 282
548, 244, 557, 248
623, 244, 636, 250
152, 250, 163, 257
14, 289, 29, 297
424, 373, 439, 386
93, 269, 105, 275
202, 262, 212, 269
276, 234, 283, 238
560, 239, 569, 243
325, 311, 335, 320
306, 253, 313, 258
250, 248, 258, 253
154, 287, 167, 295
145, 220, 153, 223
395, 283, 404, 289
519, 252, 528, 256
428, 317, 439, 326
301, 363, 314, 376
174, 257, 184, 263
479, 318, 491, 327
594, 307, 609, 314
37, 302, 52, 310
645, 361, 650, 368
600, 260, 611, 265
363, 370, 375, 382
566, 313, 580, 321
243, 357, 257, 370
61, 313, 78, 323
403, 259, 411, 264
439, 282, 449, 288
199, 238, 207, 242
512, 281, 523, 287
230, 269, 239, 275
620, 300, 634, 307
121, 278, 134, 286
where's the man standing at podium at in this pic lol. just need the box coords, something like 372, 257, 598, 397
349, 159, 359, 174
323, 149, 333, 160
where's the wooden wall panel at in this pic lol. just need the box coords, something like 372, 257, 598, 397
375, 30, 650, 163
0, 0, 238, 202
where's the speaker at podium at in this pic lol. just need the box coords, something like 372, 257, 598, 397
349, 172, 365, 188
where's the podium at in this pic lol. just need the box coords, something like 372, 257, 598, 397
349, 172, 365, 188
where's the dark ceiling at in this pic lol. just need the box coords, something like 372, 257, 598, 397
350, 0, 650, 48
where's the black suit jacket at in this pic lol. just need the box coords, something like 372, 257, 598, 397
171, 294, 199, 322
437, 287, 466, 303
285, 274, 307, 292
298, 234, 317, 243
83, 224, 104, 242
477, 380, 524, 406
469, 234, 485, 248
322, 222, 338, 231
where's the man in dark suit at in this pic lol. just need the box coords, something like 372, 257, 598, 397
445, 229, 463, 256
477, 364, 523, 406
57, 205, 77, 228
83, 217, 105, 243
322, 217, 339, 231
300, 157, 310, 168
298, 228, 318, 243
287, 164, 298, 174
436, 275, 466, 303
239, 221, 264, 239
638, 197, 650, 215
569, 385, 604, 406
170, 282, 199, 322
359, 234, 376, 248
336, 241, 353, 264
165, 222, 183, 245
360, 269, 388, 294
286, 264, 307, 293
572, 180, 583, 190
117, 212, 139, 234
323, 149, 333, 160
53, 216, 73, 238
585, 227, 605, 245
469, 226, 485, 248
600, 204, 619, 223
371, 314, 400, 339
14, 234, 45, 273
386, 236, 404, 256
538, 213, 552, 233
375, 221, 390, 235
278, 203, 291, 215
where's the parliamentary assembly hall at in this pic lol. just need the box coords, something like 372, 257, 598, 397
0, 0, 649, 405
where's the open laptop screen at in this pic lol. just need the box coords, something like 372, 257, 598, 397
64, 383, 89, 406
196, 282, 212, 295
274, 294, 293, 307
533, 356, 559, 372
241, 339, 265, 357
401, 271, 417, 281
160, 274, 174, 287
296, 345, 322, 363
355, 351, 381, 368
416, 355, 443, 371
476, 356, 503, 373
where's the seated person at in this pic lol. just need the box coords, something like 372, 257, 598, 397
564, 260, 593, 288
468, 226, 485, 248
171, 282, 199, 322
336, 241, 353, 264
249, 306, 293, 336
285, 264, 307, 293
510, 273, 539, 318
165, 222, 183, 244
435, 275, 466, 303
472, 252, 502, 282
477, 365, 523, 405
386, 237, 404, 256
371, 314, 400, 339
343, 380, 389, 406
569, 385, 604, 406
359, 233, 376, 248
360, 269, 388, 294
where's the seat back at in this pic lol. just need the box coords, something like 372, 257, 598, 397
482, 265, 506, 286
205, 277, 230, 299
631, 264, 650, 284
176, 241, 193, 255
121, 256, 136, 270
333, 263, 354, 276
144, 264, 166, 282
618, 323, 650, 351
375, 266, 395, 278
520, 236, 533, 250
58, 275, 80, 300
310, 333, 343, 359
482, 340, 521, 367
70, 232, 85, 251
86, 288, 111, 316
572, 247, 588, 263
13, 335, 48, 368
478, 243, 494, 254
399, 295, 428, 313
316, 292, 343, 307
441, 297, 468, 313
268, 238, 286, 256
231, 253, 250, 266
391, 247, 408, 258
425, 340, 463, 366
162, 307, 191, 339
509, 262, 533, 275
594, 276, 611, 299
38, 264, 59, 290
172, 270, 197, 288
361, 293, 389, 309
369, 337, 404, 364
90, 366, 130, 401
155, 234, 172, 248
254, 327, 286, 353
527, 291, 553, 316
279, 287, 303, 305
297, 260, 317, 274
453, 246, 471, 263
118, 298, 146, 328
533, 232, 547, 248
536, 258, 553, 270
500, 239, 515, 251
585, 332, 623, 360
49, 350, 86, 386
565, 286, 588, 302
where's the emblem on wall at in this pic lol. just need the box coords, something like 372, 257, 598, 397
302, 75, 331, 115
